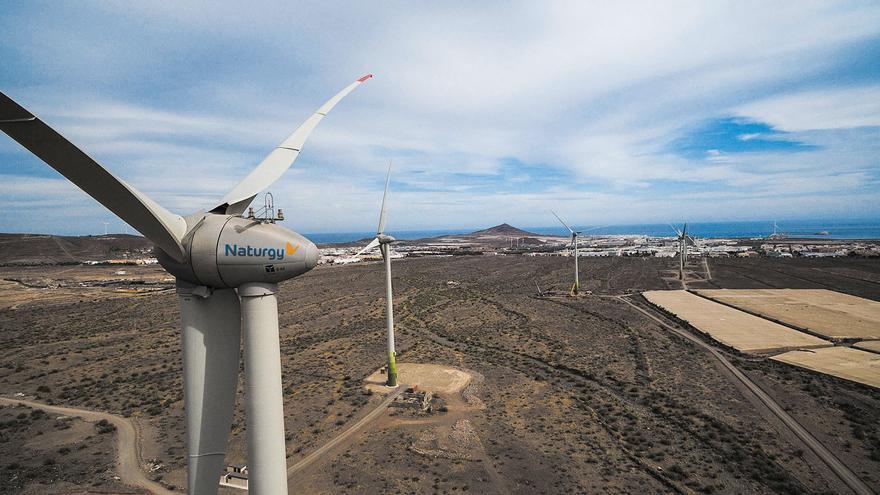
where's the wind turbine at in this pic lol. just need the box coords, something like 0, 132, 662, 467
552, 211, 581, 295
0, 74, 372, 495
352, 163, 398, 387
102, 221, 109, 235
670, 223, 693, 280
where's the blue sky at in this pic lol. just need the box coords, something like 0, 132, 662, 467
1, 1, 879, 235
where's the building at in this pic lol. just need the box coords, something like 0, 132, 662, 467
220, 465, 248, 490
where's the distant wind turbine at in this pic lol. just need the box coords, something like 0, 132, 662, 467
670, 223, 695, 280
552, 211, 581, 295
353, 162, 399, 387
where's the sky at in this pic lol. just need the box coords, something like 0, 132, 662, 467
1, 1, 879, 235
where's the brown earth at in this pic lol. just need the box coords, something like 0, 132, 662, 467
855, 341, 880, 354
772, 347, 880, 389
0, 233, 153, 265
0, 264, 173, 310
0, 402, 136, 494
696, 289, 880, 340
1, 256, 879, 493
643, 290, 832, 353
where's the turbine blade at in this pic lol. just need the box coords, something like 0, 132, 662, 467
179, 287, 241, 495
353, 237, 381, 257
0, 91, 187, 261
213, 74, 373, 215
669, 223, 683, 237
682, 223, 688, 236
377, 161, 392, 235
551, 210, 574, 233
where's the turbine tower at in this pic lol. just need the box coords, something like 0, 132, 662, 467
102, 221, 109, 235
0, 74, 372, 495
552, 211, 581, 295
353, 163, 398, 387
670, 223, 692, 280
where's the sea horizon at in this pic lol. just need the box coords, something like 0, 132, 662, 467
305, 218, 880, 244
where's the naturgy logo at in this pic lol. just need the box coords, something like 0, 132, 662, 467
224, 242, 298, 261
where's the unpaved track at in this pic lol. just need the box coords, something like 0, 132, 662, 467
287, 387, 404, 477
620, 296, 874, 495
0, 396, 171, 495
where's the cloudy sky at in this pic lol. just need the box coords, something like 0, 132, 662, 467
1, 1, 879, 235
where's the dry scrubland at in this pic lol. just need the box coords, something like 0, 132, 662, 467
1, 256, 880, 493
0, 403, 131, 494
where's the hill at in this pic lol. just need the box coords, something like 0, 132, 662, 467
0, 233, 154, 265
467, 223, 538, 237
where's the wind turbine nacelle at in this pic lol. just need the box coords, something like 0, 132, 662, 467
157, 214, 319, 288
378, 234, 396, 244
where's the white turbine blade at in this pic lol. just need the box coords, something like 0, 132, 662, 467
354, 237, 381, 257
0, 91, 187, 261
551, 210, 574, 234
377, 161, 392, 235
213, 74, 373, 215
179, 287, 241, 495
669, 223, 682, 237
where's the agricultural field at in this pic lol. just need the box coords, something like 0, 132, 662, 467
772, 347, 880, 389
696, 289, 880, 340
855, 341, 880, 354
642, 290, 831, 353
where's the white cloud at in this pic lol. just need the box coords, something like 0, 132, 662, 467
736, 85, 880, 131
1, 1, 879, 233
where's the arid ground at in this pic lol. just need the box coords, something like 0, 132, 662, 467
2, 255, 880, 494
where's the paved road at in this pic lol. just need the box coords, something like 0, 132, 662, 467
0, 397, 172, 495
618, 296, 874, 495
287, 387, 403, 477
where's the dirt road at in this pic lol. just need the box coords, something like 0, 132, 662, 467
0, 396, 172, 495
287, 387, 404, 477
620, 296, 874, 495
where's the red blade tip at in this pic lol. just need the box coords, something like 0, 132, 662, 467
357, 74, 373, 82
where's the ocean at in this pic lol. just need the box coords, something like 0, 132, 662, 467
305, 219, 880, 244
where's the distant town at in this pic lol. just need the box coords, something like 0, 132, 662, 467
2, 224, 878, 268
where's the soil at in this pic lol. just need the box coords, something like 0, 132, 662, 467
696, 288, 880, 340
0, 255, 879, 493
644, 290, 831, 353
0, 403, 136, 494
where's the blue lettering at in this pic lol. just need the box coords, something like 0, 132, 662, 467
222, 244, 289, 260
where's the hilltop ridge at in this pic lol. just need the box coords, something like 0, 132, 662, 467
0, 233, 153, 265
467, 223, 538, 237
